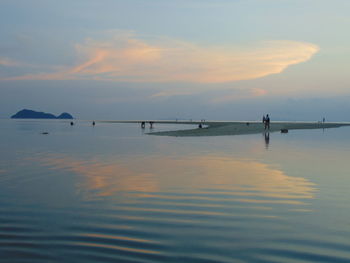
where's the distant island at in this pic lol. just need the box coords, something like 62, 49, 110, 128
11, 109, 74, 119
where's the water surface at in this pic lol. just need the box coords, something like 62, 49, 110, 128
1, 119, 350, 262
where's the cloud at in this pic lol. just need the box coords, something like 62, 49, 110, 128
210, 88, 268, 104
251, 88, 268, 97
150, 89, 195, 98
0, 57, 23, 67
1, 33, 319, 84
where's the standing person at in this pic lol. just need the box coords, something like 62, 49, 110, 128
263, 115, 267, 130
265, 114, 270, 130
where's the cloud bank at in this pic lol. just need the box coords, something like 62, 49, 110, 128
2, 33, 319, 83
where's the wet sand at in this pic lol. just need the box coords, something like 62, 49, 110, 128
102, 120, 350, 137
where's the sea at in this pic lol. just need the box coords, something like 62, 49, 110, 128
1, 119, 350, 263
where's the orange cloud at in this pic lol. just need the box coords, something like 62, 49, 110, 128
1, 34, 319, 84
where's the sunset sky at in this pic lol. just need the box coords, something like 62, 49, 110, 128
1, 0, 350, 120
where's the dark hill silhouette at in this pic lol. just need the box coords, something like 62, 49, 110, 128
11, 109, 74, 119
57, 112, 74, 119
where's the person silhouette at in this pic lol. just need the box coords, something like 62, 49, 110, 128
265, 114, 270, 130
262, 115, 266, 129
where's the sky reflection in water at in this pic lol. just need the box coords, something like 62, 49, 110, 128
2, 120, 350, 262
37, 153, 316, 204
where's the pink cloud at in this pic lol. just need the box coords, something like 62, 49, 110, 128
1, 34, 319, 85
251, 88, 268, 97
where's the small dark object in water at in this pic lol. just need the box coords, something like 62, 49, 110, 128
41, 132, 49, 135
198, 123, 202, 128
281, 129, 288, 133
141, 122, 145, 128
70, 122, 74, 126
246, 122, 250, 126
149, 121, 154, 128
92, 121, 95, 126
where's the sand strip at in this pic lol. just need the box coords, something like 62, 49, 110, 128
101, 120, 350, 137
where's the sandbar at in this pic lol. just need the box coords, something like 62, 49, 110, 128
101, 120, 350, 137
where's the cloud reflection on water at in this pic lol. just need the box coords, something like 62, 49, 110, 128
38, 154, 317, 206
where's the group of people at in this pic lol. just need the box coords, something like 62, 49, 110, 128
262, 114, 270, 130
141, 121, 154, 128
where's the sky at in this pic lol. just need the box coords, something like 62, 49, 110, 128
1, 0, 350, 121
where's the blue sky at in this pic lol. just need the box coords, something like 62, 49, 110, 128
1, 0, 350, 120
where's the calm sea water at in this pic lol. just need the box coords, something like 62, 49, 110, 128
1, 119, 350, 263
